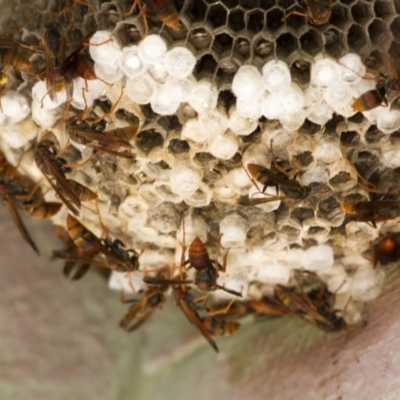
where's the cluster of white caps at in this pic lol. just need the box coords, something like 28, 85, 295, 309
0, 31, 395, 324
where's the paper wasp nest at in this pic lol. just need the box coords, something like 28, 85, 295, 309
1, 0, 400, 334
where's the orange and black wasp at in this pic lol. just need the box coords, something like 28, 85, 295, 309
370, 235, 400, 268
119, 268, 169, 331
341, 200, 400, 227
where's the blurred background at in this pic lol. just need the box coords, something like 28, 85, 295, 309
2, 207, 400, 400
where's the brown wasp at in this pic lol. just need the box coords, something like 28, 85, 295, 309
341, 200, 400, 227
144, 236, 242, 298
121, 0, 179, 37
0, 152, 61, 254
283, 0, 332, 26
119, 269, 169, 331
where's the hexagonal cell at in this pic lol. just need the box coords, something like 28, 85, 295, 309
223, 0, 240, 8
136, 129, 164, 154
228, 8, 246, 32
290, 59, 311, 87
183, 0, 208, 22
113, 23, 142, 47
168, 139, 190, 154
300, 29, 323, 56
96, 3, 120, 30
347, 24, 369, 53
207, 3, 228, 29
240, 0, 260, 10
365, 125, 384, 144
253, 36, 274, 59
194, 53, 218, 79
234, 37, 251, 59
368, 18, 392, 47
260, 0, 277, 10
276, 32, 299, 59
188, 27, 213, 49
388, 41, 400, 71
193, 152, 218, 169
246, 9, 265, 35
340, 131, 361, 147
351, 1, 374, 25
266, 7, 285, 34
324, 28, 348, 58
364, 49, 389, 73
293, 150, 314, 169
282, 6, 307, 31
390, 16, 400, 42
374, 0, 395, 19
395, 0, 400, 14
298, 119, 321, 135
212, 33, 234, 55
347, 112, 365, 124
329, 3, 350, 31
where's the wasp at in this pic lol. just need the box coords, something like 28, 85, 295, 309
0, 181, 40, 254
121, 0, 179, 37
120, 269, 168, 331
341, 200, 400, 227
200, 317, 241, 338
52, 224, 94, 280
352, 86, 388, 112
283, 0, 332, 26
370, 236, 400, 268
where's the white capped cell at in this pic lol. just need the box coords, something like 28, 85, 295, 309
31, 101, 60, 128
0, 118, 37, 148
236, 96, 263, 119
89, 31, 122, 66
208, 129, 239, 160
94, 62, 124, 83
163, 76, 194, 102
301, 245, 334, 271
148, 63, 169, 84
323, 81, 353, 110
314, 140, 341, 164
1, 91, 30, 123
248, 185, 282, 212
228, 106, 258, 136
278, 83, 305, 114
381, 148, 400, 168
181, 117, 208, 143
351, 266, 385, 302
71, 78, 107, 110
198, 107, 229, 136
280, 110, 307, 132
308, 100, 333, 126
377, 108, 400, 134
120, 195, 149, 218
262, 59, 291, 93
126, 73, 157, 104
164, 46, 196, 78
150, 84, 181, 115
339, 53, 366, 84
170, 164, 202, 197
188, 79, 218, 113
220, 214, 247, 248
109, 271, 145, 294
214, 273, 249, 300
137, 34, 167, 65
0, 110, 6, 125
31, 81, 67, 110
257, 261, 291, 284
176, 215, 208, 246
118, 45, 144, 78
261, 128, 292, 157
300, 166, 329, 186
232, 65, 264, 101
227, 167, 252, 195
261, 92, 284, 120
311, 57, 341, 88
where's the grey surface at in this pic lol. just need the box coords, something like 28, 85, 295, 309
2, 204, 400, 400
